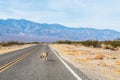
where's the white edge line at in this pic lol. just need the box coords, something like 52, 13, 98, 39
50, 47, 82, 80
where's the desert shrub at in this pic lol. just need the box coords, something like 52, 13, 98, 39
115, 47, 120, 51
94, 54, 105, 60
101, 44, 115, 50
31, 42, 39, 44
74, 58, 90, 62
103, 40, 120, 48
101, 40, 120, 50
115, 60, 120, 66
0, 45, 2, 49
80, 40, 101, 48
56, 40, 74, 44
101, 43, 106, 49
98, 61, 107, 66
111, 57, 117, 59
55, 40, 120, 50
0, 41, 24, 47
55, 40, 101, 48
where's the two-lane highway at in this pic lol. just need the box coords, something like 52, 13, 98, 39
0, 45, 90, 80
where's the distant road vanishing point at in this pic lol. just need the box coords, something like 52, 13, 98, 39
0, 44, 90, 80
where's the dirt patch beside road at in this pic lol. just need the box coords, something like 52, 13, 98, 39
51, 44, 120, 80
0, 44, 35, 55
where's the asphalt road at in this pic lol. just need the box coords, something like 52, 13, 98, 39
0, 44, 90, 80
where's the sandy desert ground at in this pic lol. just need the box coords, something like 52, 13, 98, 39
51, 44, 120, 80
0, 44, 35, 55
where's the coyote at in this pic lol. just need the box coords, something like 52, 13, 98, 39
40, 52, 48, 60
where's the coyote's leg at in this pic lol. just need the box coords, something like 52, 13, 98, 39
46, 57, 47, 60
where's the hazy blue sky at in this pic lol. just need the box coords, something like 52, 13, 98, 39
0, 0, 120, 31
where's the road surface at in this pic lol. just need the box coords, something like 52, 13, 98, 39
0, 44, 90, 80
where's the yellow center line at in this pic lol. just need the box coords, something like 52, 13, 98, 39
0, 47, 38, 73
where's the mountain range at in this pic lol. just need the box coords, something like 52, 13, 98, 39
0, 19, 120, 42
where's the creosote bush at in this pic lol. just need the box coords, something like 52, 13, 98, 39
0, 41, 24, 47
0, 45, 2, 49
55, 39, 120, 50
94, 54, 105, 60
80, 40, 101, 48
102, 40, 120, 48
0, 41, 40, 47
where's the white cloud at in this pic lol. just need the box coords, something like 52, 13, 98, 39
0, 0, 120, 31
20, 32, 25, 36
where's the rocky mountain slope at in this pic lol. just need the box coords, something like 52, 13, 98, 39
0, 19, 120, 42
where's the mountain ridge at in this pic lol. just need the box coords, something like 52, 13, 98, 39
0, 19, 120, 42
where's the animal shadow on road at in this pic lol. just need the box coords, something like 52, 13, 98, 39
47, 59, 56, 61
39, 58, 56, 62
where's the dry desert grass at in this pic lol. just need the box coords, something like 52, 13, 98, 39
51, 44, 120, 80
0, 44, 34, 55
